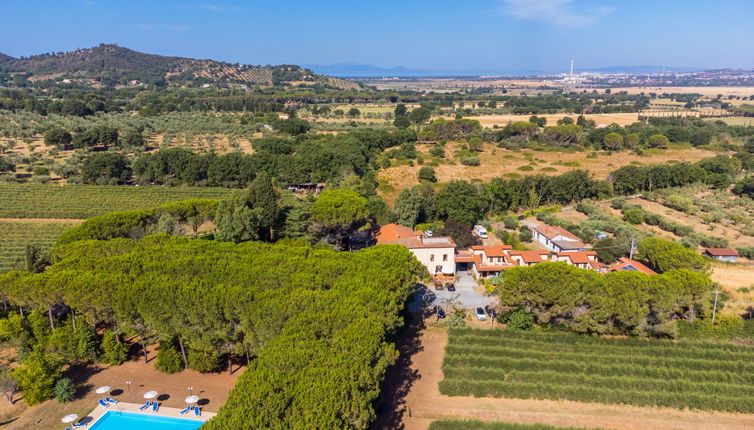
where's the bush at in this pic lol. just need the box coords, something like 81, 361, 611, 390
155, 341, 183, 374
100, 330, 129, 365
500, 309, 534, 330
12, 351, 59, 405
188, 350, 220, 373
32, 166, 49, 176
54, 377, 75, 403
460, 156, 480, 166
622, 208, 644, 225
518, 226, 533, 242
418, 166, 437, 183
502, 216, 518, 229
736, 246, 754, 259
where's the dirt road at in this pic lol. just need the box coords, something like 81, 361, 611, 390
373, 321, 754, 430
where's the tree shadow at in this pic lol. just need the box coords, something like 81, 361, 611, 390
369, 302, 426, 430
63, 363, 102, 400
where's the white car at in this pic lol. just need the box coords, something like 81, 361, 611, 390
473, 225, 488, 239
475, 307, 487, 321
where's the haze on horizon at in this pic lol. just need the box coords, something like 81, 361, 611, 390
2, 0, 753, 75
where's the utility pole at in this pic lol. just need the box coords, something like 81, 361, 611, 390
711, 290, 719, 325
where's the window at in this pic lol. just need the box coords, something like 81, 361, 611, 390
430, 254, 435, 262
443, 254, 448, 262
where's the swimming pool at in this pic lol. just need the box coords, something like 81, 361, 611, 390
89, 411, 204, 430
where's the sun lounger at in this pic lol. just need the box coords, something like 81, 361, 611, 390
72, 424, 85, 429
105, 397, 118, 404
152, 401, 159, 412
98, 399, 110, 408
194, 406, 201, 417
179, 405, 191, 415
138, 400, 151, 411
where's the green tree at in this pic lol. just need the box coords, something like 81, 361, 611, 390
648, 134, 670, 148
24, 244, 48, 273
81, 153, 132, 184
12, 351, 59, 405
408, 107, 432, 126
500, 309, 533, 329
347, 107, 361, 118
418, 166, 437, 183
593, 237, 622, 264
310, 189, 369, 249
603, 132, 624, 150
155, 340, 183, 374
100, 330, 128, 365
393, 188, 421, 228
216, 172, 279, 243
625, 133, 640, 148
122, 130, 146, 148
435, 180, 482, 225
637, 237, 711, 274
44, 128, 72, 149
439, 221, 479, 249
72, 128, 100, 149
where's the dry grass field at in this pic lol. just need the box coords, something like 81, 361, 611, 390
377, 143, 720, 202
608, 86, 754, 98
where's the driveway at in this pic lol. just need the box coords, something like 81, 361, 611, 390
427, 272, 491, 309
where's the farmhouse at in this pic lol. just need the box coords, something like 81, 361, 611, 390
507, 250, 551, 266
703, 248, 739, 263
610, 257, 657, 275
376, 223, 456, 276
528, 223, 591, 253
554, 251, 606, 271
456, 245, 515, 278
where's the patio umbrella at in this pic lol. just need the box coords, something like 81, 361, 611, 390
185, 395, 199, 405
61, 414, 78, 424
144, 390, 159, 400
95, 386, 110, 395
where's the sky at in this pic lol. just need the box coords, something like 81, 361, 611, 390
1, 0, 753, 74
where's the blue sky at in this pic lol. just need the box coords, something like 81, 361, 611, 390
2, 0, 753, 73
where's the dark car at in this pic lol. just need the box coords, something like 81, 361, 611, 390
485, 305, 495, 317
446, 283, 456, 292
437, 308, 446, 319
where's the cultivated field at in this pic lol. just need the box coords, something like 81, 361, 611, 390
0, 219, 82, 272
440, 328, 754, 413
437, 113, 640, 128
0, 183, 231, 219
607, 86, 754, 98
377, 144, 721, 202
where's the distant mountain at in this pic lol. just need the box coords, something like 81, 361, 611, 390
0, 44, 360, 90
307, 63, 450, 78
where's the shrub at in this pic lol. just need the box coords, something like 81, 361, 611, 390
622, 208, 644, 225
460, 156, 480, 166
518, 226, 533, 242
155, 341, 183, 374
12, 351, 59, 405
54, 377, 75, 403
444, 313, 468, 328
429, 145, 445, 158
502, 216, 518, 229
418, 166, 437, 183
736, 246, 754, 259
32, 166, 49, 176
100, 330, 129, 365
500, 309, 534, 330
517, 165, 533, 172
188, 350, 220, 373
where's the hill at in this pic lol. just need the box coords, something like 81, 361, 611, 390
0, 44, 360, 90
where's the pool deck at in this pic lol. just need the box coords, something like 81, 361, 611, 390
86, 402, 216, 426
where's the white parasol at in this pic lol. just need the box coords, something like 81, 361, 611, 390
61, 414, 78, 423
185, 395, 199, 404
95, 386, 111, 395
144, 390, 159, 399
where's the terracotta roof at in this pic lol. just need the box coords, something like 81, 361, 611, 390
470, 245, 513, 257
611, 258, 656, 275
704, 248, 739, 257
471, 254, 513, 271
376, 223, 417, 244
384, 236, 456, 249
455, 251, 476, 263
529, 224, 581, 241
556, 251, 597, 264
508, 250, 550, 264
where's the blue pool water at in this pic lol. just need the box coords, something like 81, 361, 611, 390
89, 411, 203, 430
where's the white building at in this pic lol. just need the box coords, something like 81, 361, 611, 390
528, 223, 590, 253
376, 224, 456, 276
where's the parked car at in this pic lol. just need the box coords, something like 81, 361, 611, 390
424, 230, 433, 237
485, 305, 495, 318
446, 283, 456, 292
437, 308, 446, 319
475, 307, 487, 321
473, 224, 488, 239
